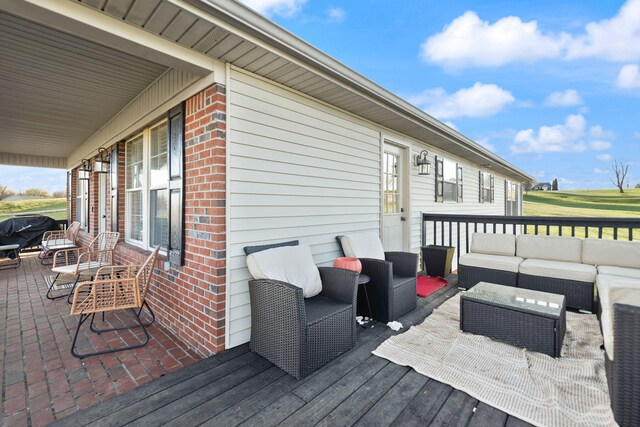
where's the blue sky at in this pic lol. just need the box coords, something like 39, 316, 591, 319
2, 0, 638, 192
241, 0, 640, 190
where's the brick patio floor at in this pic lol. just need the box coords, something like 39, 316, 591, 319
0, 251, 202, 427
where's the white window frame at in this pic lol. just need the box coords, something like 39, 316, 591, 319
124, 119, 168, 251
480, 171, 494, 203
442, 158, 459, 203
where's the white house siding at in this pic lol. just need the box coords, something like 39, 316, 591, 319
406, 145, 512, 269
227, 69, 382, 347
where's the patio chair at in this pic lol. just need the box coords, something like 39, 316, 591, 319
39, 221, 81, 265
69, 246, 160, 359
244, 240, 359, 379
0, 243, 21, 270
46, 231, 120, 301
337, 233, 418, 323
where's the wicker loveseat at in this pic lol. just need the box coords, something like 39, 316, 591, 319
244, 240, 359, 380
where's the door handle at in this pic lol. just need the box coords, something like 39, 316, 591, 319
400, 217, 406, 221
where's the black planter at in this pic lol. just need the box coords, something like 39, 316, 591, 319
421, 245, 455, 277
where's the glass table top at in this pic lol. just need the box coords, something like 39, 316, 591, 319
462, 282, 565, 318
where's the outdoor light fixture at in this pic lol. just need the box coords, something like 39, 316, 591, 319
414, 150, 431, 176
78, 159, 91, 180
94, 147, 110, 173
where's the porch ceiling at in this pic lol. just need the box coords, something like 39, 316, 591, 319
0, 11, 167, 168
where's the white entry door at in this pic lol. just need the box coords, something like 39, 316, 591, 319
382, 143, 406, 251
98, 173, 107, 233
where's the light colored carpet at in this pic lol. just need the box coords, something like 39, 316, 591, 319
372, 294, 616, 427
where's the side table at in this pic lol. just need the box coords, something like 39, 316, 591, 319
358, 273, 372, 322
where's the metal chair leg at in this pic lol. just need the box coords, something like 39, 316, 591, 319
46, 273, 77, 300
71, 310, 149, 359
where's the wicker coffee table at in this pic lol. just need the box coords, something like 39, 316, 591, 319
460, 282, 566, 357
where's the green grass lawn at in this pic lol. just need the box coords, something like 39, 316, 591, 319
523, 189, 640, 239
0, 198, 67, 221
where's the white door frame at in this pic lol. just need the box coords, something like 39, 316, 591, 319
381, 138, 411, 252
98, 173, 107, 233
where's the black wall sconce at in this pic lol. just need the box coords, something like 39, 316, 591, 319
414, 150, 431, 176
94, 147, 110, 173
78, 159, 91, 180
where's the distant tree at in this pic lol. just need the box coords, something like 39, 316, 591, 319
0, 184, 16, 200
552, 178, 558, 191
610, 160, 629, 194
635, 183, 640, 189
52, 190, 66, 198
523, 181, 533, 195
24, 188, 50, 197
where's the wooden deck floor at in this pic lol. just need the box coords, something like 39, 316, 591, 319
53, 279, 533, 427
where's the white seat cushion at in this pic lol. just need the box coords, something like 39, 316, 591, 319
459, 253, 523, 273
519, 258, 596, 283
43, 243, 76, 251
516, 235, 582, 263
340, 233, 385, 260
583, 239, 640, 269
597, 265, 640, 280
246, 244, 322, 298
42, 238, 74, 248
596, 274, 640, 359
52, 261, 111, 275
470, 233, 516, 256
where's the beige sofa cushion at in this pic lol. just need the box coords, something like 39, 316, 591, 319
470, 233, 516, 256
519, 258, 596, 283
597, 265, 640, 280
583, 238, 640, 269
459, 253, 523, 273
340, 233, 385, 260
596, 274, 640, 359
516, 235, 582, 263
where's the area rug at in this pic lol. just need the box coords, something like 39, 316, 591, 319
417, 275, 448, 297
372, 294, 615, 427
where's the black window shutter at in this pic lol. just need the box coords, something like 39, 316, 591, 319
168, 103, 185, 267
435, 156, 444, 202
110, 146, 118, 232
457, 165, 463, 203
490, 175, 495, 203
479, 171, 484, 203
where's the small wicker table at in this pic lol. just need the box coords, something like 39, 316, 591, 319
460, 282, 566, 357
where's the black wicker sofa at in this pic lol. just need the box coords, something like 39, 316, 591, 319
459, 233, 640, 426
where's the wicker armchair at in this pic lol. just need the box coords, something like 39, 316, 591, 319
336, 235, 418, 323
39, 221, 81, 265
244, 241, 359, 379
69, 246, 159, 358
46, 231, 120, 301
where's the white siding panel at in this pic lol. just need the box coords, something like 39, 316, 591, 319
228, 70, 381, 347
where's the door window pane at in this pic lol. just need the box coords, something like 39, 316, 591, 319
383, 152, 400, 213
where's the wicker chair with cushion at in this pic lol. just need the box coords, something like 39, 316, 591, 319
244, 240, 358, 380
46, 231, 120, 301
337, 233, 418, 323
69, 246, 159, 358
39, 221, 81, 264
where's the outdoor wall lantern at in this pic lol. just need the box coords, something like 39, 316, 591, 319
94, 147, 110, 173
78, 159, 91, 180
414, 150, 431, 176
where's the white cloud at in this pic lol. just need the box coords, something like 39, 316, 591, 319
512, 114, 587, 153
512, 115, 615, 154
420, 0, 640, 68
566, 0, 640, 61
544, 89, 583, 107
596, 154, 612, 162
591, 140, 612, 150
408, 82, 515, 119
443, 121, 457, 130
420, 11, 566, 67
327, 7, 346, 23
240, 0, 306, 17
593, 167, 609, 174
616, 64, 640, 88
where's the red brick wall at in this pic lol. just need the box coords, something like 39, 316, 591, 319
74, 84, 227, 356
